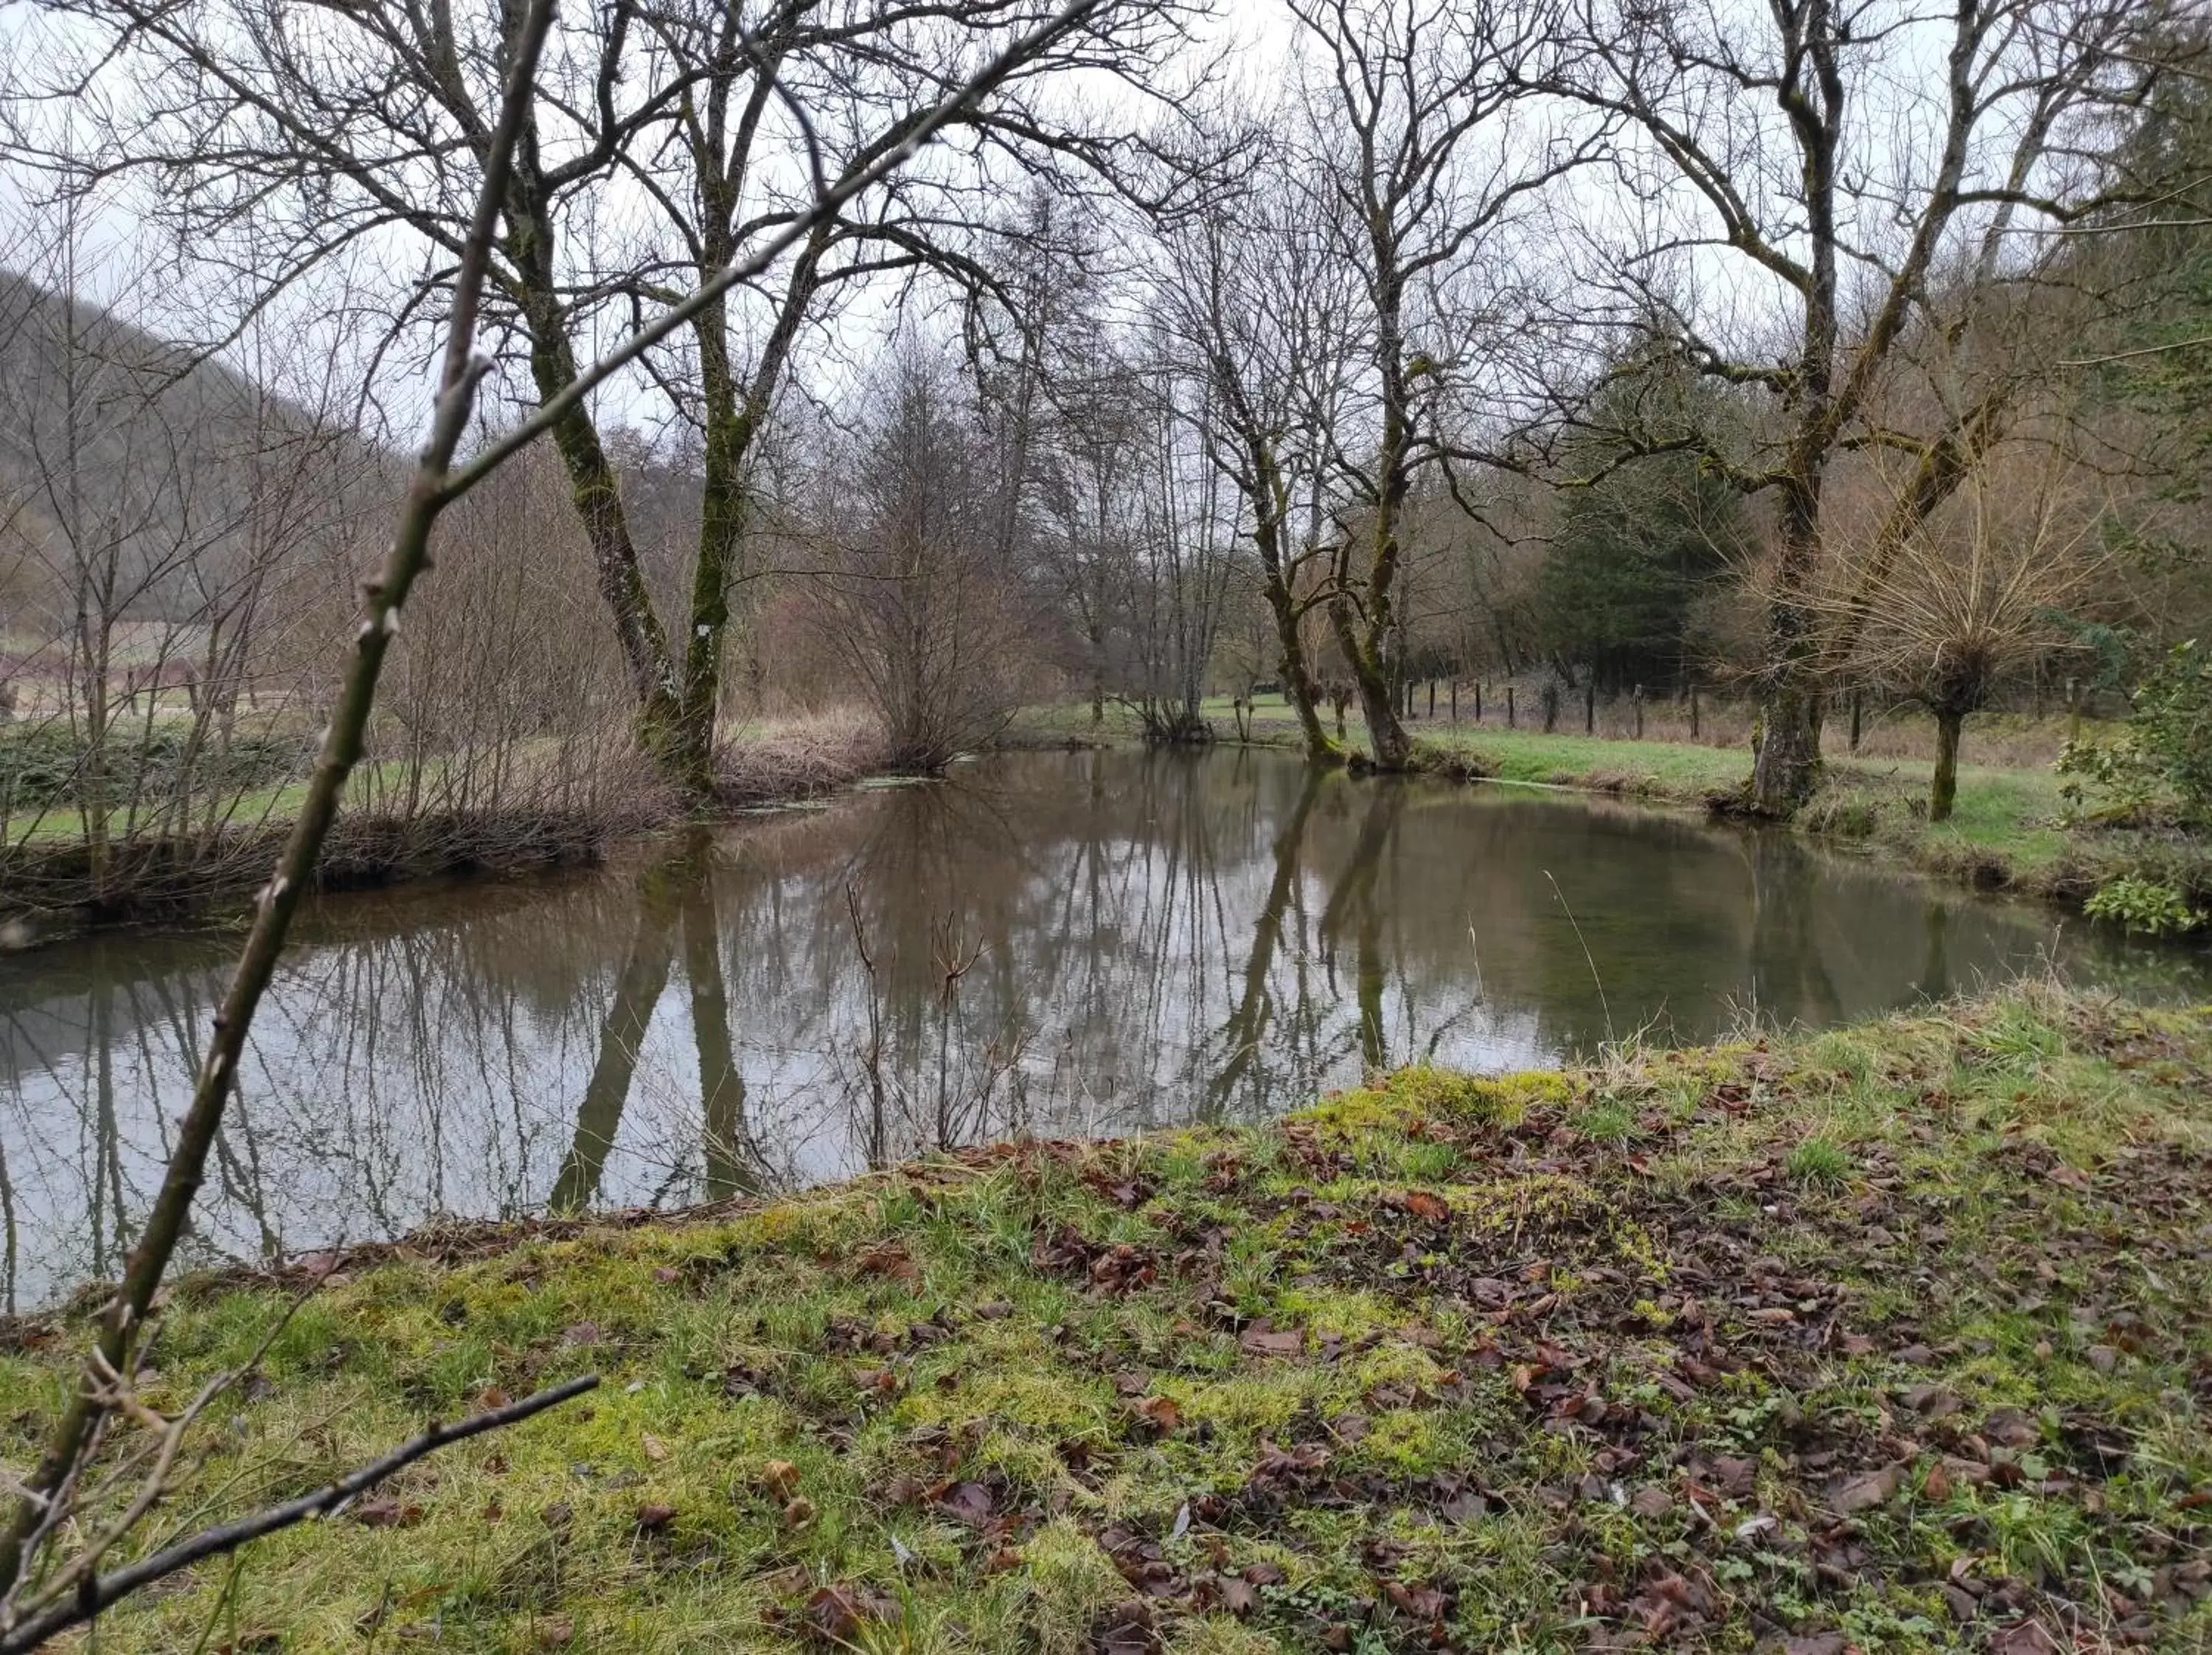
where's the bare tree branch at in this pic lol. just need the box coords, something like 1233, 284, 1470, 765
0, 1377, 599, 1654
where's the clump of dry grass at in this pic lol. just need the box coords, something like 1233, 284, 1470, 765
717, 708, 894, 805
1838, 707, 2091, 771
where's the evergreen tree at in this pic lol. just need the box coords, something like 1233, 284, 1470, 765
1537, 451, 1744, 693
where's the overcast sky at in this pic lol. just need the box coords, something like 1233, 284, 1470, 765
0, 0, 2081, 462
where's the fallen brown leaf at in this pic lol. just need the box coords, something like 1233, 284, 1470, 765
1830, 1464, 1900, 1515
1239, 1323, 1304, 1358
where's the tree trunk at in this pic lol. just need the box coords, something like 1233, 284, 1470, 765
1747, 482, 1827, 814
1332, 316, 1414, 771
671, 325, 751, 805
1244, 456, 1339, 765
518, 284, 684, 767
1930, 707, 1963, 823
665, 238, 821, 806
1751, 674, 1824, 816
1330, 597, 1411, 768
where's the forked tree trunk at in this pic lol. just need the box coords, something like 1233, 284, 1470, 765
1330, 597, 1411, 768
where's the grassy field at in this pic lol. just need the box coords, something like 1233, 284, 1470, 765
1015, 699, 2205, 916
1, 713, 891, 852
0, 756, 465, 848
1387, 724, 2076, 888
7, 989, 2208, 1652
3, 777, 319, 847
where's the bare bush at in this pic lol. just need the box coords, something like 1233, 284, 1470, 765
804, 348, 1034, 771
1829, 471, 2102, 820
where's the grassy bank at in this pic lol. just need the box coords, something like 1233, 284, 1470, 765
9, 990, 2208, 1651
1012, 701, 2212, 923
0, 715, 895, 940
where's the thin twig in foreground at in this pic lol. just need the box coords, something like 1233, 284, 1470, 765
0, 0, 560, 1596
0, 1375, 598, 1654
1545, 870, 1613, 1045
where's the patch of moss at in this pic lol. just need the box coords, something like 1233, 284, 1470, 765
1296, 1064, 1573, 1136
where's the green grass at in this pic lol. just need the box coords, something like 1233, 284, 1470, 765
8, 990, 2210, 1652
3, 779, 313, 845
0, 760, 437, 847
1411, 723, 2081, 884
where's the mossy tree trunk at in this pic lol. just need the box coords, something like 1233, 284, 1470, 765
1747, 478, 1828, 816
1249, 467, 1340, 766
502, 112, 838, 811
1930, 705, 1964, 823
1328, 288, 1414, 773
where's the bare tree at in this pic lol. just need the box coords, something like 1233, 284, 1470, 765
1290, 0, 1601, 770
1117, 363, 1240, 742
1155, 129, 1357, 762
21, 0, 1189, 803
810, 345, 1030, 768
1829, 466, 2100, 820
1026, 276, 1146, 726
1547, 0, 2180, 813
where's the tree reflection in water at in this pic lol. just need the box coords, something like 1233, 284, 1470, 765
1, 748, 2199, 1308
548, 832, 771, 1212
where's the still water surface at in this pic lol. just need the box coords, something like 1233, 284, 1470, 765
4, 747, 2205, 1308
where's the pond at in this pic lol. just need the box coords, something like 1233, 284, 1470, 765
2, 746, 2205, 1309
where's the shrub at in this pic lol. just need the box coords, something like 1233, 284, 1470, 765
1801, 789, 1882, 839
2058, 640, 2212, 826
2083, 875, 2205, 937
